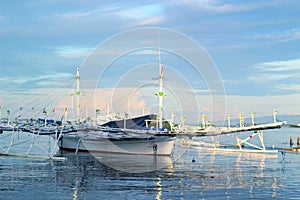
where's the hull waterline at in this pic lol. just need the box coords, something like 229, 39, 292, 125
58, 133, 175, 156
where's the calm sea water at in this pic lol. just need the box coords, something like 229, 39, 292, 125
0, 127, 300, 199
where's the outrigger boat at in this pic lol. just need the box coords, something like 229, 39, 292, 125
58, 126, 176, 156
183, 113, 286, 155
57, 33, 176, 156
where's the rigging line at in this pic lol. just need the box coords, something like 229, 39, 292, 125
44, 85, 74, 107
36, 77, 75, 105
0, 132, 14, 140
1, 84, 75, 121
31, 78, 75, 109
1, 79, 73, 115
18, 87, 73, 119
0, 138, 32, 149
25, 77, 75, 109
24, 76, 75, 108
3, 89, 60, 118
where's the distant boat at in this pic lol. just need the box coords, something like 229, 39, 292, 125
289, 123, 300, 128
0, 123, 14, 131
282, 147, 300, 152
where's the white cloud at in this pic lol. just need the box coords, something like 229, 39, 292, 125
253, 29, 300, 43
0, 72, 73, 87
225, 94, 300, 117
249, 58, 300, 82
115, 4, 165, 26
255, 58, 300, 72
250, 73, 300, 82
117, 4, 163, 19
174, 0, 273, 13
43, 4, 122, 21
135, 16, 165, 26
274, 84, 300, 91
54, 46, 93, 58
44, 3, 164, 26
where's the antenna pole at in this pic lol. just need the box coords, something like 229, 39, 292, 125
76, 68, 80, 122
158, 29, 163, 129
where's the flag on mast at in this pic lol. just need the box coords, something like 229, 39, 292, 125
160, 65, 164, 78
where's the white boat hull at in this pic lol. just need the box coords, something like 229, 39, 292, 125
58, 132, 175, 156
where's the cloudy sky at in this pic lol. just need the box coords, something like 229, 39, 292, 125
1, 0, 300, 121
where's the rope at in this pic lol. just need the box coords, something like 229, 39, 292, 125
1, 76, 75, 120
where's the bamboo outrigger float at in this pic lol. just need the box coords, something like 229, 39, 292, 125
0, 128, 66, 161
183, 119, 286, 155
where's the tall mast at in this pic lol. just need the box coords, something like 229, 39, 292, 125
158, 29, 163, 129
76, 67, 80, 122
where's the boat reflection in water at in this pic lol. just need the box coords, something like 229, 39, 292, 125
94, 152, 174, 173
60, 150, 174, 173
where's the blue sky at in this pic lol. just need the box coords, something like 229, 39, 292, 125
1, 0, 300, 119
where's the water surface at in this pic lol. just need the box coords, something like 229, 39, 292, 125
0, 127, 299, 199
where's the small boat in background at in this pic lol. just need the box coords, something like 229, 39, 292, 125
282, 147, 300, 152
289, 123, 300, 128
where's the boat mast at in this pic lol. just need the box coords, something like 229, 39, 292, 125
76, 67, 80, 122
158, 29, 163, 129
